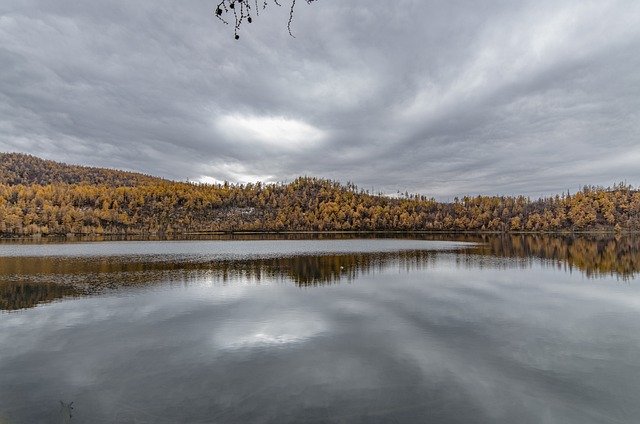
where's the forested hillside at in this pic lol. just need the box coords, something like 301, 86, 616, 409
1, 153, 639, 236
0, 153, 165, 187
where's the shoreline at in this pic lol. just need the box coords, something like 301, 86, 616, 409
1, 229, 638, 241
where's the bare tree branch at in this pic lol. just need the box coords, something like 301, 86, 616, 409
215, 0, 318, 39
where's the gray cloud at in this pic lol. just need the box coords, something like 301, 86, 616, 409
1, 0, 639, 198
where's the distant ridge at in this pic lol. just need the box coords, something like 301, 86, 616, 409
0, 152, 166, 187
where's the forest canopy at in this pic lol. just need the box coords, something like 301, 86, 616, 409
1, 153, 639, 236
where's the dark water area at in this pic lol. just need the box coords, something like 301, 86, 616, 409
1, 236, 639, 423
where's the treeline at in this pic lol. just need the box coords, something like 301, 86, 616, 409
1, 154, 640, 235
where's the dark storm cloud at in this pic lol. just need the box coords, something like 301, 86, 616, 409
1, 0, 639, 197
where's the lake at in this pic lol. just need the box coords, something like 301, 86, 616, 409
1, 235, 639, 424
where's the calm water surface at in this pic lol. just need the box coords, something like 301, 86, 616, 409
1, 236, 639, 423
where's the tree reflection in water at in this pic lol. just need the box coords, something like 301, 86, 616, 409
1, 235, 638, 311
448, 234, 640, 278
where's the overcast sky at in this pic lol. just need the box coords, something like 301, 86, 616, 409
1, 0, 639, 198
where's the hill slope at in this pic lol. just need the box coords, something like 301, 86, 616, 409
1, 153, 640, 235
0, 153, 165, 187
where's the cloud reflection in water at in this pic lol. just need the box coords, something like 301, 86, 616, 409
0, 237, 639, 423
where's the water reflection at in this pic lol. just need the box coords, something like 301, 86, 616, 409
1, 235, 639, 311
0, 251, 437, 311
1, 238, 640, 424
467, 234, 640, 279
399, 234, 640, 279
0, 282, 80, 311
